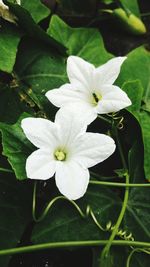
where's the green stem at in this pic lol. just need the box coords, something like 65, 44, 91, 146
0, 167, 13, 173
0, 240, 149, 257
90, 180, 150, 187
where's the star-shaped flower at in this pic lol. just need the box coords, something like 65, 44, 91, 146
46, 56, 131, 124
21, 111, 115, 200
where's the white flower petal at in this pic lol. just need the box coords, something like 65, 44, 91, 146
94, 57, 127, 87
21, 118, 59, 149
72, 133, 116, 168
26, 149, 56, 180
46, 83, 89, 108
55, 106, 90, 146
96, 85, 132, 114
67, 55, 94, 90
55, 161, 89, 200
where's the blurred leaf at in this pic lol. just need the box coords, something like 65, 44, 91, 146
0, 172, 32, 267
0, 22, 21, 73
0, 113, 34, 180
48, 15, 113, 65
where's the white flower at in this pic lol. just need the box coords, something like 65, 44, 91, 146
0, 0, 20, 24
21, 111, 116, 200
46, 56, 131, 124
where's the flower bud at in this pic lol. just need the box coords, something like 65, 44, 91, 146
113, 8, 146, 35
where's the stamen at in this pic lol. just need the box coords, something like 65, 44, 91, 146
92, 92, 102, 106
93, 93, 99, 103
54, 150, 66, 161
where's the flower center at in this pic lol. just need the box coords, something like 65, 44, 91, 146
92, 92, 102, 106
54, 150, 66, 161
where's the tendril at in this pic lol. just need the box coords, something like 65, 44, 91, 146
32, 182, 134, 242
108, 112, 124, 129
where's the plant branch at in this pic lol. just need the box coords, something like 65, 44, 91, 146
0, 240, 149, 257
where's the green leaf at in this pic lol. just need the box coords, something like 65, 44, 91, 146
122, 80, 143, 113
15, 38, 66, 116
0, 22, 21, 73
121, 78, 150, 181
14, 16, 113, 114
21, 0, 50, 23
6, 2, 66, 54
117, 46, 150, 102
0, 172, 32, 267
0, 84, 34, 124
0, 113, 34, 180
48, 15, 113, 65
32, 184, 121, 243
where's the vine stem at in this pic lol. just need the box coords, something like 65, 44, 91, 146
0, 240, 149, 257
100, 124, 129, 260
90, 180, 150, 187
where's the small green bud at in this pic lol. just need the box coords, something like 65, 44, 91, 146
113, 8, 146, 35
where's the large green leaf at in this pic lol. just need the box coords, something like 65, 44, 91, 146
15, 38, 66, 116
0, 113, 34, 180
14, 15, 113, 115
48, 15, 113, 65
32, 184, 121, 244
117, 48, 150, 181
0, 172, 32, 267
0, 22, 21, 73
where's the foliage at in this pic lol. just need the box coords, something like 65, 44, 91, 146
0, 1, 149, 267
